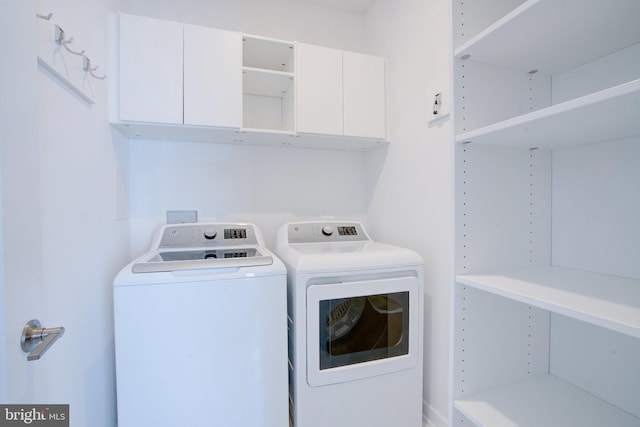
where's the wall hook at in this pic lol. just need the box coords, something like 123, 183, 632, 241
83, 55, 106, 80
433, 92, 441, 115
55, 24, 85, 56
36, 12, 53, 20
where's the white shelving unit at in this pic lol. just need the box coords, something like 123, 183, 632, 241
451, 0, 640, 426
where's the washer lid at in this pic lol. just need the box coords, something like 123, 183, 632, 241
131, 246, 273, 273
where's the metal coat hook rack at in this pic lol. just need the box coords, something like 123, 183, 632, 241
37, 15, 104, 103
55, 24, 85, 56
83, 55, 106, 80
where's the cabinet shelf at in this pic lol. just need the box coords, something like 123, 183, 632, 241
454, 0, 640, 75
455, 375, 640, 427
111, 122, 385, 151
455, 79, 640, 148
242, 67, 294, 98
456, 266, 640, 339
242, 34, 294, 72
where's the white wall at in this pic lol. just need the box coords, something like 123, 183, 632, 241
364, 1, 453, 426
128, 140, 369, 254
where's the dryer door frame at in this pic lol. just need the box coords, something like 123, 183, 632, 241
306, 273, 420, 387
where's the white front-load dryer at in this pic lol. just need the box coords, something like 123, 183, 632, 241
275, 221, 424, 427
113, 223, 288, 427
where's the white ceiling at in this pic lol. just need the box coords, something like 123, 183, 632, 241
296, 0, 375, 14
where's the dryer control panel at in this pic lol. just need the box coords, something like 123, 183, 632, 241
287, 222, 370, 243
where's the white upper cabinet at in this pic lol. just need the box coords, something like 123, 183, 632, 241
118, 14, 242, 128
119, 13, 183, 124
343, 52, 386, 140
296, 44, 387, 140
184, 25, 242, 128
114, 14, 387, 150
296, 43, 344, 136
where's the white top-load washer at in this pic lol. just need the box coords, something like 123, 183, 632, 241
275, 221, 424, 427
113, 222, 288, 427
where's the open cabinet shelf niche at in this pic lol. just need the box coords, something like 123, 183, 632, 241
242, 35, 295, 132
450, 0, 640, 426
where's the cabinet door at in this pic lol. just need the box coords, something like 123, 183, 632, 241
184, 25, 242, 128
343, 52, 386, 139
296, 43, 343, 135
119, 14, 183, 124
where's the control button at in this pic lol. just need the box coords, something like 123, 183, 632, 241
203, 229, 217, 240
321, 226, 333, 236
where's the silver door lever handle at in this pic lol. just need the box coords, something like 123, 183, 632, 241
21, 319, 65, 361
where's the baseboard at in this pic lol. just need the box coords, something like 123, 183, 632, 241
423, 400, 448, 427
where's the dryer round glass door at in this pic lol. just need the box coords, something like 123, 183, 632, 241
321, 292, 409, 369
306, 275, 420, 387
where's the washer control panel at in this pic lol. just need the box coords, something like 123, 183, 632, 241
157, 223, 259, 248
287, 222, 369, 243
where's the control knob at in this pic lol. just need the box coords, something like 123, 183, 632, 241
203, 229, 217, 240
321, 226, 333, 236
